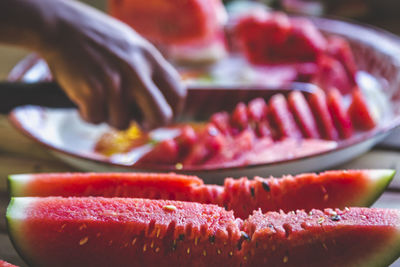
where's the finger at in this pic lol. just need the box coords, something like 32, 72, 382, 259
104, 69, 131, 130
129, 72, 173, 129
77, 78, 108, 124
151, 58, 187, 118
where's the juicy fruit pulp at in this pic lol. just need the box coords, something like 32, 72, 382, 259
9, 170, 394, 219
109, 0, 226, 45
234, 12, 358, 94
95, 88, 377, 168
7, 198, 400, 267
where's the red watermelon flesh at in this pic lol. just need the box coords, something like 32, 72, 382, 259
7, 198, 400, 267
288, 91, 320, 138
308, 90, 339, 140
9, 170, 394, 219
349, 89, 378, 130
268, 94, 303, 139
326, 36, 357, 86
7, 197, 241, 267
327, 89, 354, 139
234, 12, 326, 64
241, 208, 400, 267
109, 0, 226, 45
0, 260, 18, 267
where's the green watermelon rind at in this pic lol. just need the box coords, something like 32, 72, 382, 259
8, 174, 31, 197
6, 197, 35, 266
359, 169, 396, 207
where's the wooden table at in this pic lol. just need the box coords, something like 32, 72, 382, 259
0, 114, 400, 266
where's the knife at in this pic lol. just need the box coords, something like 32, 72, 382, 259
0, 81, 318, 118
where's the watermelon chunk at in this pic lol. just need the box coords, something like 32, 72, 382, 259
9, 170, 395, 219
0, 260, 18, 267
7, 198, 400, 267
268, 94, 303, 139
308, 90, 339, 140
241, 208, 400, 267
109, 0, 226, 45
327, 89, 354, 139
348, 89, 377, 130
287, 91, 320, 139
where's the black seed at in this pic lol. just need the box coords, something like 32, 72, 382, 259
171, 241, 177, 251
330, 215, 341, 222
250, 187, 255, 198
241, 231, 251, 241
178, 234, 185, 241
262, 181, 271, 192
209, 235, 216, 244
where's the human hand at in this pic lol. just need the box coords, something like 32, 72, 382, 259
38, 0, 186, 130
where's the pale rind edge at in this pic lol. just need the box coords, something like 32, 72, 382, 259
8, 174, 33, 197
362, 169, 396, 207
6, 197, 36, 265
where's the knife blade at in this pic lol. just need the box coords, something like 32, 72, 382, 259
0, 81, 318, 116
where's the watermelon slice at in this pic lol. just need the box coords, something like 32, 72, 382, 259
109, 0, 226, 45
327, 89, 354, 139
241, 208, 400, 267
268, 94, 303, 139
7, 198, 400, 267
348, 89, 377, 130
287, 91, 320, 139
308, 90, 339, 140
8, 170, 395, 219
0, 260, 18, 267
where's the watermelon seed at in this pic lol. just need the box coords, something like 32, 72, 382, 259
229, 251, 233, 257
132, 238, 137, 246
175, 163, 183, 170
323, 194, 329, 201
172, 240, 177, 251
283, 256, 289, 263
179, 234, 185, 241
345, 207, 350, 212
243, 256, 248, 261
150, 241, 154, 248
194, 237, 199, 246
241, 231, 251, 241
187, 248, 191, 254
59, 224, 66, 232
143, 244, 147, 252
217, 249, 221, 255
262, 181, 271, 192
79, 224, 87, 231
322, 243, 328, 250
79, 236, 89, 246
163, 205, 177, 212
203, 250, 207, 256
330, 214, 341, 222
156, 228, 161, 238
250, 187, 255, 197
155, 247, 160, 253
209, 235, 216, 244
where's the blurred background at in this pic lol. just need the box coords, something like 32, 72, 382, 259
2, 0, 400, 80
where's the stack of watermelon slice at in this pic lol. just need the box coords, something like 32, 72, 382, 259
128, 87, 377, 167
5, 170, 400, 266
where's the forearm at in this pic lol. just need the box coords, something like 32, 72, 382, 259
0, 0, 57, 52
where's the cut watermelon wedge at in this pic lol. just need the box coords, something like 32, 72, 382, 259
349, 89, 377, 130
9, 170, 395, 219
7, 198, 400, 267
0, 260, 18, 267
